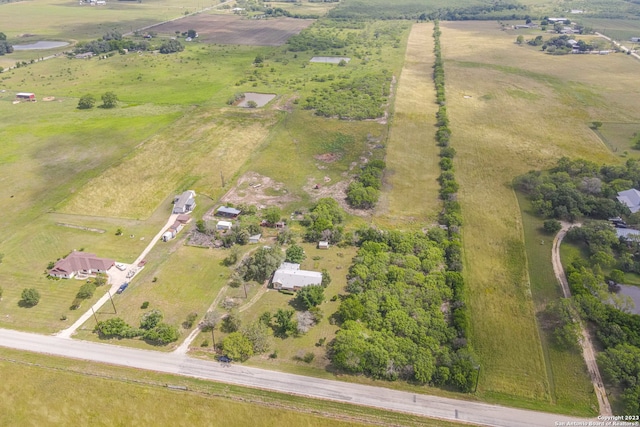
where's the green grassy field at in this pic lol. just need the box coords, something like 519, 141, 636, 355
578, 18, 640, 42
594, 122, 640, 157
376, 23, 440, 228
267, 1, 339, 16
0, 347, 465, 427
440, 20, 635, 411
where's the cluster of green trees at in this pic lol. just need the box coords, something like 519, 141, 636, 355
347, 160, 385, 209
75, 31, 150, 55
304, 72, 391, 120
238, 246, 285, 283
301, 198, 344, 243
287, 28, 348, 51
330, 227, 477, 390
20, 288, 40, 307
159, 39, 184, 54
433, 22, 462, 230
220, 320, 270, 361
94, 309, 179, 345
0, 32, 13, 55
77, 92, 118, 109
543, 35, 595, 54
515, 157, 635, 221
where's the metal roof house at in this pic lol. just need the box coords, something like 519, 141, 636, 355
49, 251, 115, 279
271, 263, 322, 291
216, 206, 241, 218
616, 228, 640, 239
216, 220, 233, 230
617, 189, 640, 213
173, 190, 196, 214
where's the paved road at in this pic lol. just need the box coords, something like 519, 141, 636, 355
0, 328, 595, 427
551, 223, 612, 416
595, 32, 640, 61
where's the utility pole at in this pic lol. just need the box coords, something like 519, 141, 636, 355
91, 307, 99, 324
220, 171, 225, 187
474, 365, 481, 393
107, 290, 117, 314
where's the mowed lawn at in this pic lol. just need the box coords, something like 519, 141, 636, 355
377, 22, 440, 227
440, 21, 635, 408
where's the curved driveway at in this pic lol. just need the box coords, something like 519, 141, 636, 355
0, 328, 595, 427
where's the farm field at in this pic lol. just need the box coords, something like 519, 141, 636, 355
578, 18, 640, 42
152, 14, 314, 46
594, 122, 640, 156
440, 20, 638, 412
376, 23, 440, 227
267, 0, 339, 17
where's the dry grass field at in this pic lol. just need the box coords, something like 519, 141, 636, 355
441, 20, 639, 410
60, 108, 279, 219
152, 14, 314, 46
377, 23, 440, 227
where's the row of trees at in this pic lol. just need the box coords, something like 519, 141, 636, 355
330, 227, 477, 390
74, 31, 183, 55
515, 157, 635, 221
433, 21, 462, 231
346, 160, 385, 209
0, 32, 12, 55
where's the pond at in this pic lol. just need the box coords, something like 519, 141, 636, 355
12, 41, 69, 51
310, 56, 351, 64
238, 93, 276, 108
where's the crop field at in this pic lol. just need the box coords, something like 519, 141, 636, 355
441, 20, 638, 412
153, 15, 314, 46
267, 1, 339, 17
579, 18, 640, 42
376, 23, 440, 227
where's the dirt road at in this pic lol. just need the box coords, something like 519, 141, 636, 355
551, 222, 612, 416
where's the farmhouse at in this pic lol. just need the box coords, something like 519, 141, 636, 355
249, 234, 261, 244
49, 251, 115, 279
616, 228, 640, 240
216, 206, 241, 218
617, 189, 640, 213
271, 262, 322, 291
173, 190, 196, 214
216, 220, 233, 231
15, 92, 36, 102
631, 37, 640, 42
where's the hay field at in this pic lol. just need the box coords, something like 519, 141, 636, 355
440, 20, 637, 408
60, 108, 279, 219
377, 23, 440, 227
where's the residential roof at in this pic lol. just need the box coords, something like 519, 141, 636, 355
49, 251, 114, 275
16, 92, 34, 97
217, 220, 233, 228
249, 234, 261, 243
217, 206, 241, 216
617, 189, 640, 213
617, 228, 640, 239
176, 214, 192, 223
174, 190, 196, 211
272, 263, 322, 290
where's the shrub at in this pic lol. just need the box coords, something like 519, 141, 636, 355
144, 323, 179, 344
76, 282, 96, 300
184, 311, 198, 329
20, 288, 40, 307
141, 301, 149, 309
303, 352, 315, 363
140, 309, 163, 330
543, 219, 562, 234
77, 94, 95, 110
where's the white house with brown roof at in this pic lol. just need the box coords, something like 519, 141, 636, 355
49, 251, 115, 279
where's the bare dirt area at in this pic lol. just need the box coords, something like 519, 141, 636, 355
153, 15, 314, 46
303, 178, 371, 218
216, 171, 298, 210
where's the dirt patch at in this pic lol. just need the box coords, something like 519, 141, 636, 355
217, 171, 298, 210
152, 15, 314, 46
55, 223, 105, 233
314, 153, 341, 163
238, 92, 276, 108
42, 96, 55, 102
303, 178, 371, 218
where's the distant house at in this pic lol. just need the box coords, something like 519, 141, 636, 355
631, 37, 640, 42
75, 52, 94, 59
15, 92, 36, 102
49, 251, 115, 279
216, 206, 241, 218
318, 241, 329, 250
617, 228, 640, 239
548, 17, 569, 23
249, 234, 261, 244
216, 220, 233, 231
271, 262, 322, 291
617, 189, 640, 213
173, 190, 196, 214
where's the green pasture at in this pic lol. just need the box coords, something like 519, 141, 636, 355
267, 0, 339, 16
594, 122, 640, 157
517, 195, 598, 415
376, 23, 440, 228
579, 18, 640, 42
441, 20, 632, 408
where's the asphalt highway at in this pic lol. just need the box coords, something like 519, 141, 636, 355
0, 328, 598, 426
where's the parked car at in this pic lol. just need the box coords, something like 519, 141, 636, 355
218, 355, 232, 363
116, 282, 129, 294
